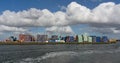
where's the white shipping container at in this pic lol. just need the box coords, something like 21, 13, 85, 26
88, 37, 92, 42
78, 35, 83, 42
83, 35, 88, 42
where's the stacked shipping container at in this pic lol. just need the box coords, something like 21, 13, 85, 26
64, 36, 74, 42
37, 35, 48, 42
102, 36, 108, 42
76, 35, 83, 43
88, 37, 92, 42
51, 35, 58, 40
96, 37, 101, 42
83, 34, 88, 42
76, 35, 109, 43
18, 34, 111, 43
19, 34, 35, 42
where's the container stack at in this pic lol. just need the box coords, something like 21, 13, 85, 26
90, 36, 96, 42
109, 39, 117, 43
51, 35, 58, 40
48, 35, 58, 42
64, 36, 74, 42
96, 37, 101, 42
17, 33, 111, 43
25, 35, 31, 42
102, 36, 108, 42
88, 36, 92, 43
77, 35, 83, 43
65, 36, 69, 42
83, 34, 88, 42
19, 34, 34, 42
69, 36, 74, 42
37, 35, 48, 42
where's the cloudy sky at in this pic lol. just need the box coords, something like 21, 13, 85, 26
0, 0, 120, 40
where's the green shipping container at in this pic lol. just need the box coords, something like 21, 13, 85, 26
78, 35, 83, 42
88, 37, 92, 42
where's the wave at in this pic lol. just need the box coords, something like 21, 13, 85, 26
4, 49, 120, 63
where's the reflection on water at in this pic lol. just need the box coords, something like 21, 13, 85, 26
0, 43, 120, 63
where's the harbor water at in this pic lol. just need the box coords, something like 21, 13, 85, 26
0, 42, 120, 63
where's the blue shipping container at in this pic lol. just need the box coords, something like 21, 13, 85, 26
69, 36, 74, 42
102, 36, 108, 42
96, 37, 101, 42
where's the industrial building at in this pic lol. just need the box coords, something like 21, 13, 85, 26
6, 33, 116, 43
37, 34, 48, 42
19, 34, 35, 42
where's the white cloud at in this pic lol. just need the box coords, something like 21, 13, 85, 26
0, 8, 55, 27
46, 26, 74, 34
66, 2, 120, 24
90, 27, 120, 34
0, 2, 120, 26
91, 2, 119, 23
54, 11, 68, 26
66, 2, 91, 23
65, 2, 120, 34
58, 5, 66, 11
0, 25, 27, 32
0, 2, 120, 34
0, 8, 67, 27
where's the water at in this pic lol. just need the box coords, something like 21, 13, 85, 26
0, 43, 120, 63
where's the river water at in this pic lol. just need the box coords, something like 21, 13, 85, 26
0, 43, 120, 63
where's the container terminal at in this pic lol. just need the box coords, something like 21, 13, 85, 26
0, 33, 118, 45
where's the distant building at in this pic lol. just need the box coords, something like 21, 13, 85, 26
37, 34, 48, 42
19, 34, 35, 42
51, 35, 58, 40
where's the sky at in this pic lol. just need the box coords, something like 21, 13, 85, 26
0, 0, 120, 40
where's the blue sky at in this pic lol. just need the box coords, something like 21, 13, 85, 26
0, 0, 119, 12
0, 0, 120, 40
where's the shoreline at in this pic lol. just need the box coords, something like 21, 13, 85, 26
0, 42, 116, 45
